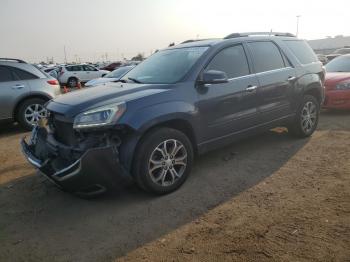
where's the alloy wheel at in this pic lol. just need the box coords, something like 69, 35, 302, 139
24, 104, 46, 126
148, 139, 188, 187
301, 101, 317, 133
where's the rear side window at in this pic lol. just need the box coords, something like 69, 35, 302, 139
11, 67, 38, 80
284, 40, 318, 64
0, 66, 15, 82
66, 66, 83, 71
247, 41, 285, 73
206, 44, 250, 78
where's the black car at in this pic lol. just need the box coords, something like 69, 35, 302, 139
21, 32, 325, 197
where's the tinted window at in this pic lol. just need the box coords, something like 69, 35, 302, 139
83, 65, 97, 71
248, 41, 285, 73
11, 67, 38, 80
66, 65, 83, 71
206, 45, 250, 78
284, 40, 318, 64
325, 56, 350, 72
0, 66, 14, 82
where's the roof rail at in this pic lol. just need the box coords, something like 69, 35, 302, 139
0, 58, 26, 63
224, 32, 295, 39
180, 38, 215, 44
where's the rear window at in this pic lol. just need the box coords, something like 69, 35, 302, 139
284, 40, 318, 64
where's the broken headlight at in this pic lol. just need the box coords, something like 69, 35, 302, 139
73, 102, 126, 130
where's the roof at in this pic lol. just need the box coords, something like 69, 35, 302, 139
170, 32, 297, 49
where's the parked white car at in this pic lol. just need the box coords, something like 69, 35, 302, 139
57, 64, 109, 87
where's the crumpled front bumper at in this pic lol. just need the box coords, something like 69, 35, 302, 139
21, 127, 132, 196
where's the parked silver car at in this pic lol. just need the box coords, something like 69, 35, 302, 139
0, 58, 61, 130
85, 65, 135, 87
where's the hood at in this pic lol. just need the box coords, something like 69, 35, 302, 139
47, 82, 171, 118
325, 72, 350, 90
85, 77, 118, 87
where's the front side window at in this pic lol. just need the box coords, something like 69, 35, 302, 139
0, 66, 15, 82
206, 44, 250, 79
122, 46, 208, 84
248, 41, 285, 73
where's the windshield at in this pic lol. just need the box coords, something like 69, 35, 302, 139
104, 66, 133, 78
325, 56, 350, 72
122, 46, 209, 84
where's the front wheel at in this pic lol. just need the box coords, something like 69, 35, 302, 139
289, 95, 320, 138
133, 128, 194, 195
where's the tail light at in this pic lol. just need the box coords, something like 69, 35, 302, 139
47, 79, 59, 85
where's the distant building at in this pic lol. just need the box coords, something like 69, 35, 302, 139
308, 35, 350, 54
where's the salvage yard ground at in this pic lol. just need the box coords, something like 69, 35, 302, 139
0, 110, 349, 262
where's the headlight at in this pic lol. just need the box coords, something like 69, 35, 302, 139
336, 82, 350, 90
73, 102, 126, 129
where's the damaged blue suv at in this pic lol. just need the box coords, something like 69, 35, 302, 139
21, 32, 325, 196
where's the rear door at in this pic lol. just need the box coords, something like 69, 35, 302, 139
67, 65, 85, 81
197, 44, 260, 141
0, 66, 30, 120
246, 41, 296, 123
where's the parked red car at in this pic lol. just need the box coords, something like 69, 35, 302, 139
100, 62, 123, 71
324, 55, 350, 109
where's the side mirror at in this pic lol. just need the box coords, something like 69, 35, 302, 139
199, 70, 228, 85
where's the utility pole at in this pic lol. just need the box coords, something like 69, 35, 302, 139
63, 45, 67, 64
296, 15, 301, 37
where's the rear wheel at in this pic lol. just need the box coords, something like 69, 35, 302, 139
133, 128, 193, 195
289, 95, 319, 137
67, 77, 78, 88
17, 98, 47, 130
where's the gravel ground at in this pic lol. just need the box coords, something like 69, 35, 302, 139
0, 110, 349, 262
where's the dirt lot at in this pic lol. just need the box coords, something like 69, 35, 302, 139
0, 111, 349, 262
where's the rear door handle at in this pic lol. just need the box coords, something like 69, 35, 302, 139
288, 76, 297, 81
11, 84, 25, 89
246, 85, 258, 92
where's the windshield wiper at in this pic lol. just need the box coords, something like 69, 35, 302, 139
113, 79, 127, 83
128, 77, 143, 84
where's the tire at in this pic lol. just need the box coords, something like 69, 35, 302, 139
67, 77, 78, 88
289, 95, 320, 138
17, 98, 47, 130
133, 128, 194, 195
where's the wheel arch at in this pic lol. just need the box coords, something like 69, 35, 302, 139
119, 118, 198, 172
303, 82, 324, 105
13, 94, 51, 121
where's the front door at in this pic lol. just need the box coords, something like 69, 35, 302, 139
197, 44, 260, 142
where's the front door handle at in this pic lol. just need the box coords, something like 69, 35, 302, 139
288, 76, 297, 81
11, 84, 25, 89
246, 85, 258, 92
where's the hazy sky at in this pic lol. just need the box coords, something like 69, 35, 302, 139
0, 0, 349, 63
